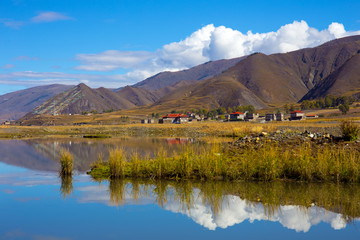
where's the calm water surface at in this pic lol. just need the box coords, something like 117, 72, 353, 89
0, 138, 359, 240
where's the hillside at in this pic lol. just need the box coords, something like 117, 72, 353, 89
117, 86, 160, 106
133, 57, 245, 91
0, 84, 72, 122
144, 35, 360, 111
301, 52, 360, 100
23, 83, 136, 118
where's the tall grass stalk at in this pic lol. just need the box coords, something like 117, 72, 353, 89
59, 149, 73, 176
109, 148, 127, 178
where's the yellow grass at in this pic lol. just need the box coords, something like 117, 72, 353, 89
89, 142, 360, 183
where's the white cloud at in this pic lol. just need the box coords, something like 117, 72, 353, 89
0, 71, 133, 89
2, 64, 15, 69
31, 11, 73, 23
3, 20, 360, 90
13, 56, 40, 61
73, 21, 360, 84
75, 50, 154, 71
0, 19, 24, 29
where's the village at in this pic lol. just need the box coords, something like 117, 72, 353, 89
141, 110, 318, 124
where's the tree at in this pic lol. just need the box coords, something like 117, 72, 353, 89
301, 100, 310, 110
289, 104, 295, 112
339, 104, 350, 115
284, 104, 290, 114
325, 95, 335, 108
245, 105, 255, 114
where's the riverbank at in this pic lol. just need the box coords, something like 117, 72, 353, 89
87, 128, 360, 183
0, 119, 346, 139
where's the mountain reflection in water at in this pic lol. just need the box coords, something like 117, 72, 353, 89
0, 137, 199, 172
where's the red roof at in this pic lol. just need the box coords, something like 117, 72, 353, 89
162, 114, 188, 118
230, 112, 244, 115
291, 110, 303, 113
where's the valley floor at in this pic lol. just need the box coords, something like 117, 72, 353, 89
0, 118, 355, 139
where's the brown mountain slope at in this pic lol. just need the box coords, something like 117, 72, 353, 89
146, 35, 360, 110
117, 86, 160, 106
301, 52, 360, 99
0, 84, 72, 121
23, 83, 135, 117
133, 57, 246, 91
155, 79, 198, 98
270, 35, 360, 90
150, 77, 267, 111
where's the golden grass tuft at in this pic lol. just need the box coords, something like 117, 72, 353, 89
59, 149, 74, 176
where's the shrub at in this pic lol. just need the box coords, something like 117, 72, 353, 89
339, 104, 350, 115
59, 149, 74, 176
340, 121, 359, 141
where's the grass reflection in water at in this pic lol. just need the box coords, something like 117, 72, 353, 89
87, 179, 360, 224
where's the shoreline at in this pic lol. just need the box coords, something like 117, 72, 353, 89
0, 120, 344, 139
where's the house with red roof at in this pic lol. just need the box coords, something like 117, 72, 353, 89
159, 114, 189, 124
290, 110, 305, 120
230, 112, 245, 121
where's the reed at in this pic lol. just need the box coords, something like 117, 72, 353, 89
108, 148, 127, 178
59, 149, 74, 176
88, 142, 360, 183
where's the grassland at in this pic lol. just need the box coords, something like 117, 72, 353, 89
0, 118, 353, 139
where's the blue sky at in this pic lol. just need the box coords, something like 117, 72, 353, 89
1, 0, 360, 94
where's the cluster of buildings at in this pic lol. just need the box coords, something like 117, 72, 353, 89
141, 110, 317, 124
0, 120, 16, 125
226, 110, 312, 122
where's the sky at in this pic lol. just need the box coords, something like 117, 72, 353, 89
0, 0, 360, 95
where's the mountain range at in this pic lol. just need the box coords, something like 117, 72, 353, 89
0, 84, 72, 122
2, 35, 360, 122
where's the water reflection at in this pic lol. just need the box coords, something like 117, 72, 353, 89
0, 137, 202, 172
60, 175, 73, 198
77, 179, 360, 232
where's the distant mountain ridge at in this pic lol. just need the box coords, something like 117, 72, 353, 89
143, 35, 360, 111
133, 57, 246, 91
11, 35, 360, 122
0, 84, 72, 122
26, 83, 135, 116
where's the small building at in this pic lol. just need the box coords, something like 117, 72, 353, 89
160, 114, 188, 124
141, 119, 155, 124
2, 120, 15, 125
245, 113, 259, 121
290, 110, 305, 120
265, 113, 276, 122
275, 112, 284, 121
230, 112, 245, 121
306, 114, 318, 119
